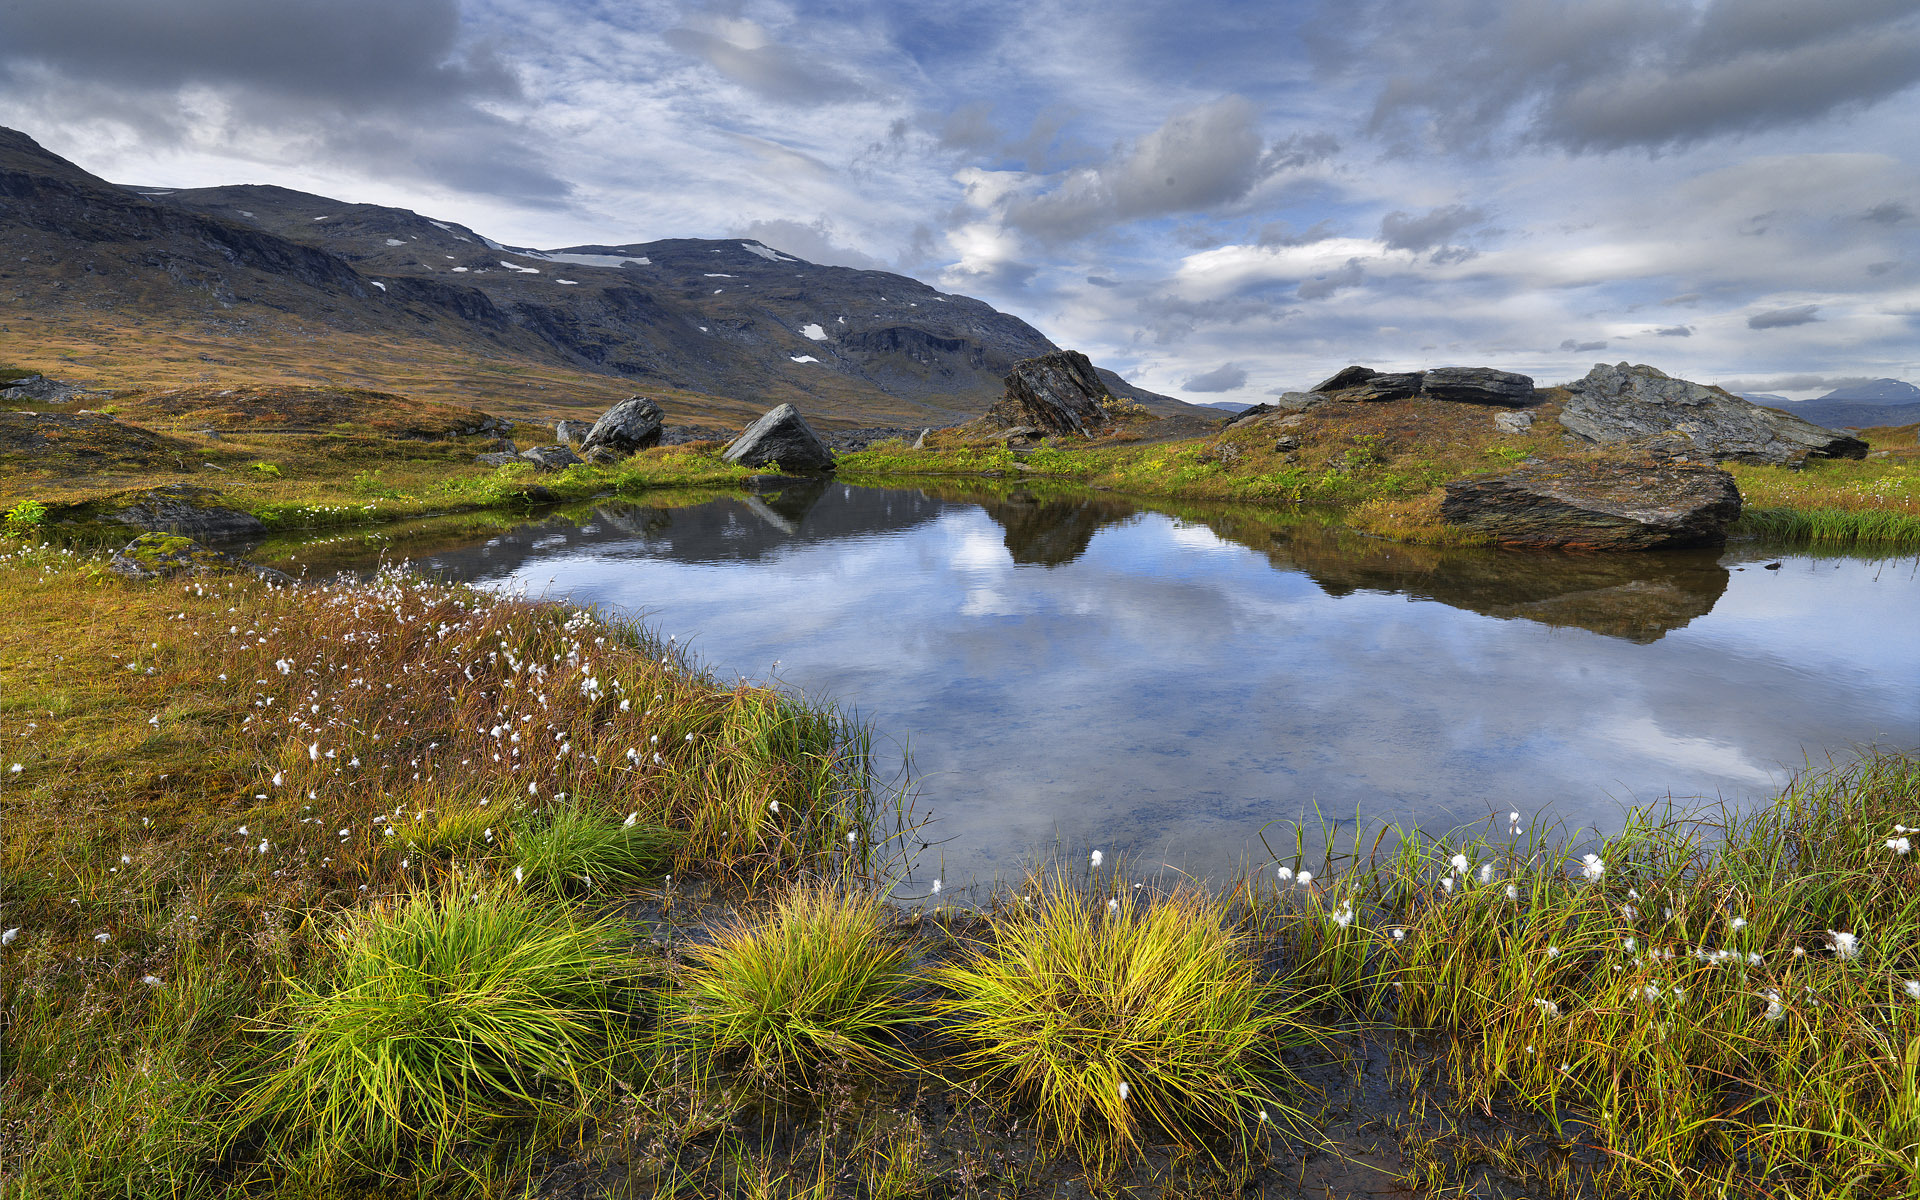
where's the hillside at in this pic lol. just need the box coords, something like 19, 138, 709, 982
0, 126, 1200, 427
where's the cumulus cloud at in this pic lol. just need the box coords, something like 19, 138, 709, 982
1324, 0, 1920, 152
1748, 304, 1822, 329
1182, 362, 1249, 392
1002, 97, 1279, 240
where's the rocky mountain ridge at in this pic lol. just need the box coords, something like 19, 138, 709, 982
0, 126, 1199, 427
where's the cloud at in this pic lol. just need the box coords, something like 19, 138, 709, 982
1182, 362, 1249, 392
1559, 339, 1609, 352
1862, 201, 1914, 224
1297, 257, 1367, 300
1258, 219, 1339, 247
733, 218, 887, 270
1001, 96, 1273, 240
660, 19, 867, 106
1715, 373, 1887, 393
1747, 304, 1822, 329
1085, 274, 1120, 288
1380, 204, 1487, 253
1325, 0, 1920, 153
1655, 325, 1694, 337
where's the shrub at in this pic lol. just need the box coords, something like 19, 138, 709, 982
236, 886, 637, 1163
3, 498, 48, 535
935, 878, 1317, 1168
668, 885, 914, 1081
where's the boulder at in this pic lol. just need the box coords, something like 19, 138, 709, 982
1308, 367, 1424, 402
108, 532, 293, 584
1422, 367, 1535, 406
519, 445, 583, 471
986, 351, 1110, 437
1493, 410, 1535, 434
1559, 363, 1867, 465
1310, 366, 1379, 393
721, 403, 836, 472
1439, 457, 1742, 550
580, 395, 665, 457
101, 485, 264, 539
554, 419, 591, 445
474, 451, 518, 467
0, 374, 86, 403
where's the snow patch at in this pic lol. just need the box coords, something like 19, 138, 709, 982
454, 236, 470, 243
698, 326, 708, 332
837, 316, 846, 324
713, 289, 723, 294
742, 242, 794, 262
480, 235, 508, 250
532, 251, 648, 269
384, 238, 405, 246
312, 216, 328, 221
370, 281, 387, 292
451, 266, 469, 272
499, 260, 541, 274
703, 273, 733, 278
239, 210, 254, 218
799, 323, 828, 341
790, 355, 820, 363
555, 279, 579, 285
429, 220, 450, 230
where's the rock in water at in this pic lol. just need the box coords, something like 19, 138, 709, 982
1440, 458, 1742, 550
1559, 363, 1866, 465
722, 403, 836, 472
580, 395, 665, 457
519, 445, 583, 471
987, 351, 1110, 437
1422, 367, 1535, 406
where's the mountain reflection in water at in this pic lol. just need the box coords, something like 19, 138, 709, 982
262, 482, 1918, 886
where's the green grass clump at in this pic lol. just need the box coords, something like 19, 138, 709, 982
236, 885, 637, 1164
936, 878, 1317, 1169
669, 885, 915, 1081
511, 803, 678, 895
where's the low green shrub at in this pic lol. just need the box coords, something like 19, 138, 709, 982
935, 877, 1317, 1169
235, 885, 637, 1165
668, 884, 914, 1081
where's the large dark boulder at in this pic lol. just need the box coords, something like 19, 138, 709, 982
579, 395, 665, 457
1560, 363, 1867, 465
986, 351, 1109, 437
1309, 366, 1424, 402
1422, 366, 1535, 406
1439, 457, 1742, 550
722, 403, 836, 472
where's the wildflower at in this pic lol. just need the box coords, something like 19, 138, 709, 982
847, 830, 858, 845
1275, 866, 1294, 885
1108, 898, 1119, 913
1477, 862, 1493, 886
1793, 945, 1806, 957
1090, 849, 1103, 869
1, 928, 18, 945
257, 839, 269, 854
1580, 854, 1605, 882
237, 825, 248, 837
1297, 870, 1312, 887
9, 763, 20, 774
1508, 811, 1522, 835
1506, 883, 1519, 901
623, 812, 637, 827
141, 975, 161, 986
528, 781, 538, 795
484, 828, 494, 843
120, 855, 130, 865
1450, 853, 1470, 874
1905, 980, 1920, 1001
1547, 945, 1561, 959
1390, 927, 1405, 941
1259, 1109, 1269, 1123
1117, 1081, 1129, 1101
1829, 930, 1859, 960
94, 932, 109, 943
769, 800, 780, 816
400, 858, 409, 869
308, 742, 320, 761
1534, 998, 1560, 1018
1730, 917, 1748, 931
271, 771, 284, 787
1440, 875, 1454, 895
1888, 837, 1911, 856
1622, 905, 1637, 920
1331, 901, 1355, 928
1623, 937, 1636, 953
1762, 988, 1785, 1022
930, 879, 941, 896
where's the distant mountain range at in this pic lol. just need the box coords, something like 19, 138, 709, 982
1740, 379, 1920, 430
0, 126, 1204, 427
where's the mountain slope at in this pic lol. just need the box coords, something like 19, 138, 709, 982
0, 127, 1203, 426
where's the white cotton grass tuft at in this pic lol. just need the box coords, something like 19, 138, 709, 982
1579, 853, 1605, 881
1450, 853, 1470, 874
1090, 849, 1103, 869
1477, 862, 1493, 886
930, 879, 941, 896
1275, 866, 1293, 885
1828, 930, 1859, 960
1508, 811, 1523, 835
1330, 900, 1355, 928
1888, 837, 1911, 856
1905, 980, 1920, 1001
1117, 1080, 1129, 1101
1533, 997, 1560, 1017
1, 927, 18, 946
1762, 988, 1785, 1022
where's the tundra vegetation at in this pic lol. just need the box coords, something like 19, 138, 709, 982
2, 533, 1916, 1198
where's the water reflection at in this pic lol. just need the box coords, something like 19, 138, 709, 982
256, 482, 1919, 888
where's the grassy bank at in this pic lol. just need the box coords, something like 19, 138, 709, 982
4, 536, 1917, 1197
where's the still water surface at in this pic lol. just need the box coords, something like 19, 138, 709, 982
282, 481, 1920, 888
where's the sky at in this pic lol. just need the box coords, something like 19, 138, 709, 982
1, 0, 1917, 401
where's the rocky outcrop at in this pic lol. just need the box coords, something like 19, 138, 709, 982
100, 485, 265, 539
986, 351, 1110, 437
1311, 366, 1423, 402
1560, 363, 1867, 465
0, 374, 88, 403
1440, 458, 1741, 550
579, 395, 665, 458
519, 445, 583, 471
1421, 366, 1534, 406
722, 403, 836, 472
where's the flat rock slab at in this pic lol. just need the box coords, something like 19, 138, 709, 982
1560, 362, 1867, 465
1422, 366, 1534, 406
1440, 457, 1742, 550
722, 403, 836, 472
1310, 366, 1424, 402
987, 350, 1110, 437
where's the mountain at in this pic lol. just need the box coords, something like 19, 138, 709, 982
1199, 400, 1255, 414
1738, 393, 1791, 407
1816, 379, 1920, 404
0, 127, 1202, 427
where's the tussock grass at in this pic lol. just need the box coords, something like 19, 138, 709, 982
235, 885, 637, 1165
669, 884, 915, 1081
935, 873, 1319, 1170
511, 803, 678, 896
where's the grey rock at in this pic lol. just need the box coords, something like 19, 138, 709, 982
1273, 434, 1301, 451
1310, 366, 1380, 393
519, 444, 583, 471
911, 427, 929, 450
474, 451, 519, 467
108, 532, 294, 584
554, 419, 591, 445
580, 395, 665, 457
101, 485, 264, 539
0, 374, 86, 403
582, 445, 624, 466
1494, 410, 1535, 434
1422, 367, 1534, 406
1307, 367, 1423, 402
1560, 362, 1867, 465
986, 350, 1110, 437
1440, 457, 1742, 550
722, 403, 836, 472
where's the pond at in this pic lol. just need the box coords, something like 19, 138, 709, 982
263, 480, 1920, 891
